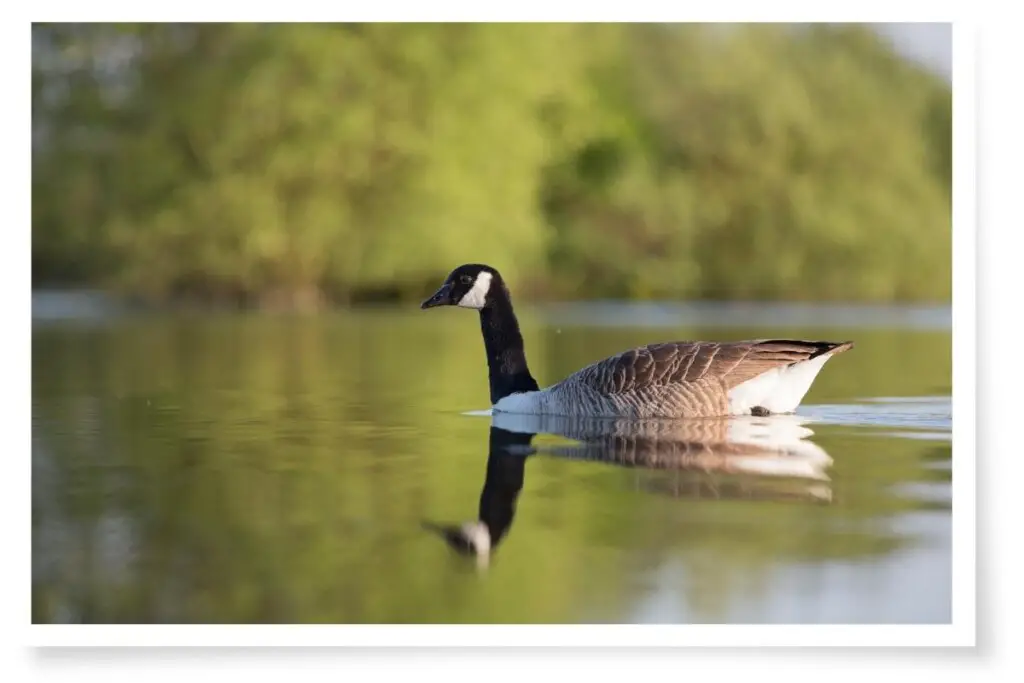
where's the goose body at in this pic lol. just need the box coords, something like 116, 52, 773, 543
421, 264, 853, 419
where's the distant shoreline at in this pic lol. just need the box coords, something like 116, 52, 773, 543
30, 287, 953, 331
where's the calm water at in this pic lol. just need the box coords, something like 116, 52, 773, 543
31, 292, 952, 624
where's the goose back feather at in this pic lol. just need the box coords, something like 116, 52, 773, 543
531, 339, 854, 418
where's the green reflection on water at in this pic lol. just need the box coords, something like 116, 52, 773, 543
32, 307, 951, 624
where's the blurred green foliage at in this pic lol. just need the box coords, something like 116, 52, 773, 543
32, 23, 951, 306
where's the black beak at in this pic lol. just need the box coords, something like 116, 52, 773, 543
420, 283, 452, 310
421, 521, 474, 555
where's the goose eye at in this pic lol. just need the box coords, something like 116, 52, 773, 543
460, 275, 473, 285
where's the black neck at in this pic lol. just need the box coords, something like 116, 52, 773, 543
477, 427, 534, 549
478, 289, 539, 404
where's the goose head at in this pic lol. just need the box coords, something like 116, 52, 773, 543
421, 264, 501, 311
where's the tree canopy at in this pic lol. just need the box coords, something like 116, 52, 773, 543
32, 23, 952, 307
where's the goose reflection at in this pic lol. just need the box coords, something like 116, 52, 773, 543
426, 413, 834, 566
423, 425, 534, 567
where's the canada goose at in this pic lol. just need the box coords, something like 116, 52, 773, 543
421, 264, 854, 419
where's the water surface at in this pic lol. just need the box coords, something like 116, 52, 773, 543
31, 293, 952, 624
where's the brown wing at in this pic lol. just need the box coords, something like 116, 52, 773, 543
569, 339, 853, 396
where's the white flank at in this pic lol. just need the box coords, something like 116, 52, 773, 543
726, 352, 834, 415
492, 389, 548, 415
457, 271, 493, 309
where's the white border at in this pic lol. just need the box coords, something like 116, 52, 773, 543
14, 7, 978, 658
26, 624, 971, 648
948, 18, 977, 647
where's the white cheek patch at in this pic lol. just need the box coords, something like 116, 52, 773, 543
457, 271, 493, 309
